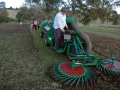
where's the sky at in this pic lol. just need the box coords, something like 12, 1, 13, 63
115, 6, 120, 14
0, 0, 120, 14
0, 0, 25, 8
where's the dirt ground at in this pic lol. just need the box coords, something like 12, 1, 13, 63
0, 23, 120, 90
0, 23, 62, 90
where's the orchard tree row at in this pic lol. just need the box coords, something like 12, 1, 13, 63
0, 0, 120, 24
16, 0, 120, 25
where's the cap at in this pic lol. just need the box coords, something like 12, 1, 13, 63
61, 7, 67, 12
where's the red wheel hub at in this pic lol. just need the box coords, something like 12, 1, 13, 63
48, 62, 96, 87
60, 62, 85, 76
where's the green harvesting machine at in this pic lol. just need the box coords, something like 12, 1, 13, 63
40, 17, 120, 87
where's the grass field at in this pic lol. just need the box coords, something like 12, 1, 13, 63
7, 10, 19, 19
78, 24, 120, 60
0, 23, 120, 90
79, 24, 120, 39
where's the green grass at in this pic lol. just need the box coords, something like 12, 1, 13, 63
7, 10, 19, 19
30, 30, 68, 69
79, 24, 120, 39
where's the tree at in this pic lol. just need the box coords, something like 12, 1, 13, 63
16, 7, 28, 22
9, 6, 13, 10
112, 11, 119, 25
0, 2, 8, 22
25, 0, 64, 19
63, 0, 120, 25
0, 1, 6, 15
21, 0, 120, 25
0, 8, 8, 22
0, 1, 6, 8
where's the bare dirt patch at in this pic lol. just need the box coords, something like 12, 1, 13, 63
0, 24, 62, 90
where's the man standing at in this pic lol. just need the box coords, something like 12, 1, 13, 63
53, 7, 68, 50
33, 20, 37, 30
30, 19, 33, 30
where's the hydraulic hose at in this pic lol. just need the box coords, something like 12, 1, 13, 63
68, 21, 92, 55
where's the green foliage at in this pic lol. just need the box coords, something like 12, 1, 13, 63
22, 0, 120, 25
112, 11, 119, 25
9, 6, 13, 10
0, 8, 8, 22
24, 0, 65, 20
7, 7, 19, 10
0, 1, 6, 8
44, 0, 62, 10
2, 17, 16, 23
75, 0, 113, 25
32, 0, 39, 3
16, 7, 28, 22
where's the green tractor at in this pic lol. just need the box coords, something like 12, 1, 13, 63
40, 17, 120, 87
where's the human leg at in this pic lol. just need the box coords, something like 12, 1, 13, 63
59, 34, 64, 48
54, 28, 61, 49
32, 25, 34, 30
30, 24, 33, 30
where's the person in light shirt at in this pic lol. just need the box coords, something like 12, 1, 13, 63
53, 7, 68, 50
